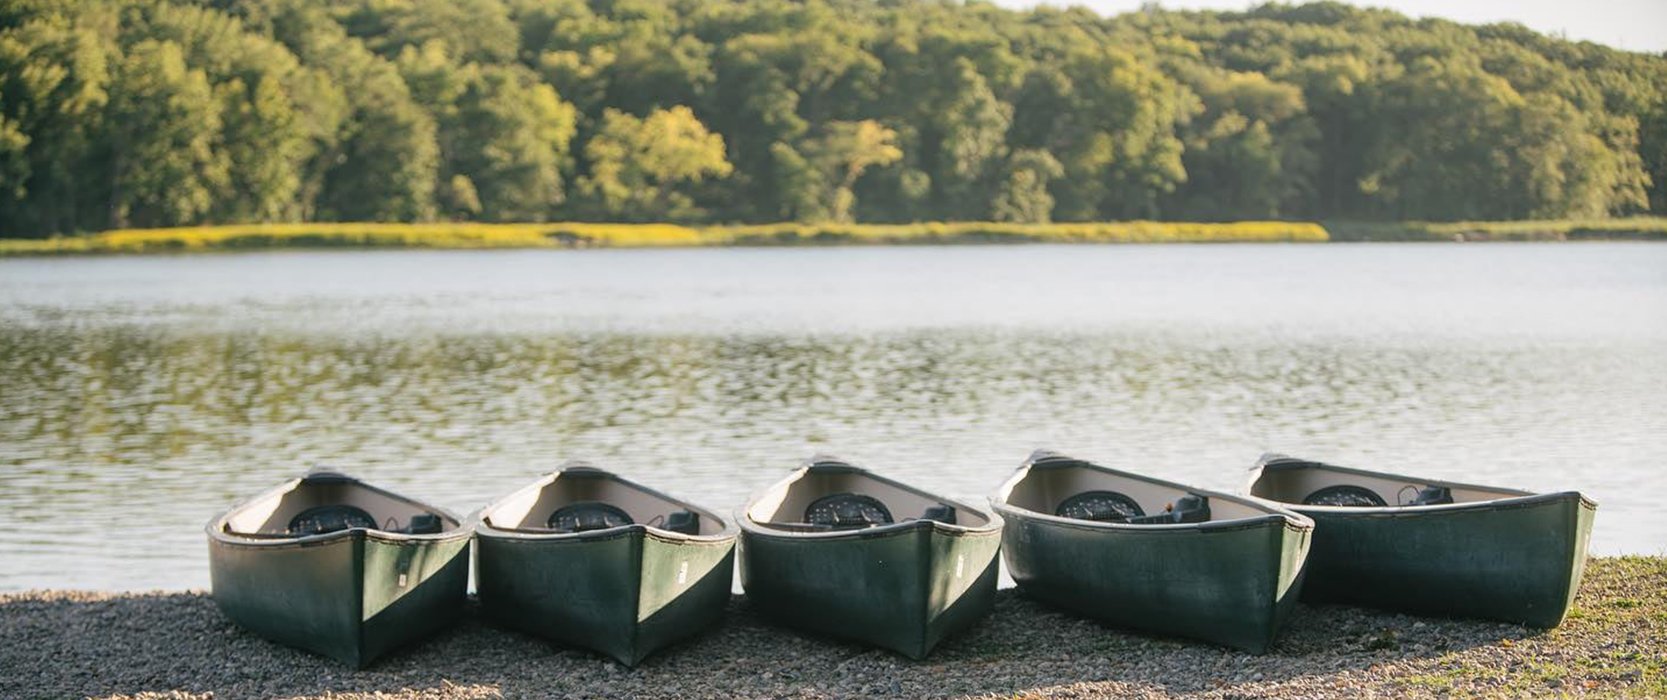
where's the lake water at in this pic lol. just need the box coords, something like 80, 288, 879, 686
1, 243, 1663, 591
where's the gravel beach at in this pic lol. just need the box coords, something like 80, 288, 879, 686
3, 556, 1660, 699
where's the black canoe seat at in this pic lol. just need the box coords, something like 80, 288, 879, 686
288, 504, 377, 536
1406, 485, 1454, 506
1303, 484, 1388, 507
1126, 493, 1211, 524
804, 493, 894, 529
917, 504, 957, 525
1057, 491, 1211, 524
1056, 490, 1145, 522
548, 501, 634, 533
663, 509, 701, 535
397, 513, 443, 534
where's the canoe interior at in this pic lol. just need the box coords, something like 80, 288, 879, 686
1004, 460, 1281, 523
482, 469, 728, 536
745, 465, 992, 530
220, 475, 461, 536
1250, 461, 1530, 507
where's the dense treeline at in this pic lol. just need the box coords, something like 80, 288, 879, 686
1, 0, 1664, 237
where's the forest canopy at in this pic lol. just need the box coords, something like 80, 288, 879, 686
1, 0, 1664, 237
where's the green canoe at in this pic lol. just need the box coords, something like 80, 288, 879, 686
1247, 453, 1596, 628
991, 450, 1313, 653
473, 463, 738, 666
737, 456, 1002, 659
205, 471, 471, 668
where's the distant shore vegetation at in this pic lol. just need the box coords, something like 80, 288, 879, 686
0, 221, 1326, 254
1, 0, 1664, 240
3, 219, 1664, 255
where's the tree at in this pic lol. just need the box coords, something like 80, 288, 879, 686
580, 105, 732, 220
0, 17, 110, 235
106, 40, 227, 228
795, 120, 903, 223
307, 33, 439, 222
450, 64, 576, 221
1167, 70, 1316, 219
0, 0, 1664, 236
991, 149, 1063, 223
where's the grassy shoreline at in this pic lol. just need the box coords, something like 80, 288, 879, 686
0, 221, 1325, 255
1, 218, 1662, 256
1, 556, 1660, 698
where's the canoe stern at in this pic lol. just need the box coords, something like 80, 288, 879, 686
208, 534, 365, 665
475, 525, 736, 666
1294, 490, 1597, 628
358, 533, 471, 666
741, 519, 1000, 659
207, 529, 470, 668
634, 528, 738, 664
1001, 511, 1310, 654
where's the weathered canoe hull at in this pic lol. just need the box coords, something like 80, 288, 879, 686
474, 525, 736, 666
207, 529, 471, 667
999, 510, 1309, 653
1247, 456, 1596, 628
991, 451, 1313, 653
739, 520, 1001, 659
1288, 492, 1594, 627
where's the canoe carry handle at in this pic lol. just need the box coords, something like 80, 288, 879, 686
1398, 485, 1454, 506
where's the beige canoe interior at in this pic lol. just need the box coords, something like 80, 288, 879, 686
747, 468, 991, 528
1250, 464, 1529, 506
484, 471, 728, 536
1004, 462, 1276, 522
222, 478, 460, 536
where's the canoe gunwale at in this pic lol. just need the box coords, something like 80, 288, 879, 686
205, 473, 470, 550
737, 456, 1002, 540
737, 514, 1001, 542
990, 450, 1314, 534
1263, 490, 1595, 518
471, 462, 739, 545
1245, 454, 1597, 515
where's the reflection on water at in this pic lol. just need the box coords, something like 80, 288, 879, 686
1, 244, 1664, 590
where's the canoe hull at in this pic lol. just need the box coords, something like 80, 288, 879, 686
475, 526, 736, 666
1000, 511, 1309, 653
207, 531, 471, 667
1291, 491, 1595, 627
740, 521, 1001, 659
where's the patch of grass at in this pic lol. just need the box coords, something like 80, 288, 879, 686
7, 217, 1663, 255
714, 220, 1328, 245
1326, 217, 1667, 242
0, 220, 1327, 255
1396, 556, 1667, 697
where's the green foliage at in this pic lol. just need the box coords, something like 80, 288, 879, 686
798, 120, 903, 223
9, 217, 1667, 254
0, 0, 1664, 237
0, 219, 1329, 254
107, 40, 227, 228
991, 149, 1063, 224
580, 105, 732, 220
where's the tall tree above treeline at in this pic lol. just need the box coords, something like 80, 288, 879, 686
0, 0, 1662, 237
